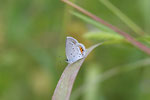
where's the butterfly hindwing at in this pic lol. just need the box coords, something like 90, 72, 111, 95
66, 36, 86, 64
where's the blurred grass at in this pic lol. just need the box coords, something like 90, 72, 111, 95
0, 0, 150, 100
71, 11, 116, 33
83, 64, 102, 100
71, 57, 150, 100
83, 32, 124, 41
138, 0, 150, 33
0, 0, 64, 100
99, 0, 145, 35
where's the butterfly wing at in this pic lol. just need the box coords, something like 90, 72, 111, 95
77, 43, 86, 57
66, 37, 86, 64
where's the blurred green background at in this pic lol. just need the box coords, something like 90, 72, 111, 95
0, 0, 150, 100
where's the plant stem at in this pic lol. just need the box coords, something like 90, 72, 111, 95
62, 0, 150, 55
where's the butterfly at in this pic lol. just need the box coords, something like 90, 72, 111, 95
66, 36, 86, 64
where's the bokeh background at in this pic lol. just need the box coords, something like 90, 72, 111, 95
0, 0, 150, 100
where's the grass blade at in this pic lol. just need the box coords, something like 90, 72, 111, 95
99, 0, 145, 35
71, 11, 116, 33
52, 43, 103, 100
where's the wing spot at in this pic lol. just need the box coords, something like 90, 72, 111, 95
79, 46, 84, 54
71, 53, 72, 55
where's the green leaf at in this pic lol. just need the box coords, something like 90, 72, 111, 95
84, 31, 123, 40
52, 43, 103, 100
84, 32, 126, 45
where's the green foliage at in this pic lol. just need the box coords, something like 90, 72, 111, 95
71, 11, 116, 33
0, 0, 150, 100
99, 0, 145, 35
